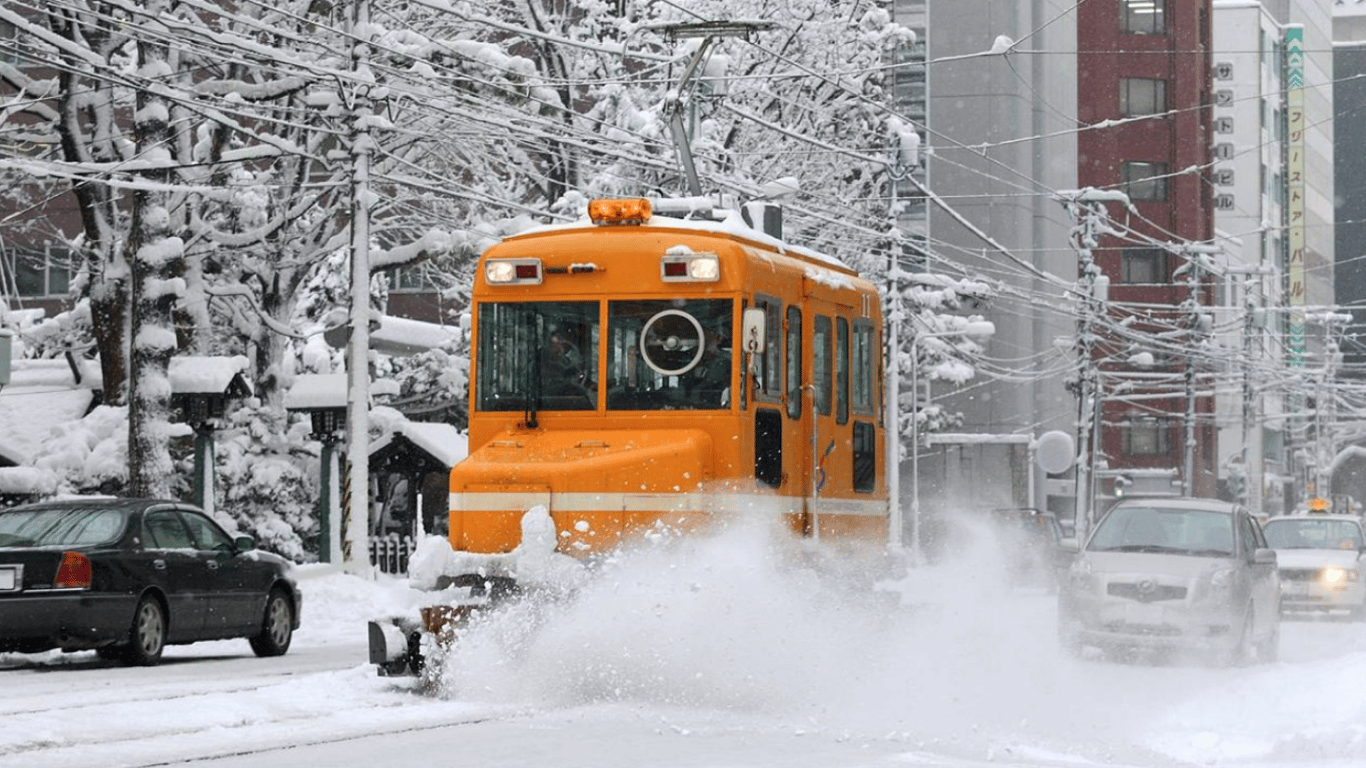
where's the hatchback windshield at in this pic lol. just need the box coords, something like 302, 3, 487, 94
1263, 518, 1363, 550
1088, 505, 1234, 556
0, 507, 128, 548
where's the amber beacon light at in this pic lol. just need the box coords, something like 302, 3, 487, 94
588, 198, 652, 226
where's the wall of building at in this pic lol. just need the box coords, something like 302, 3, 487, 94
1077, 0, 1218, 499
914, 0, 1078, 517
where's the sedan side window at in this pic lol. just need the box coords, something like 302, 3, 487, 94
180, 511, 236, 554
144, 511, 194, 550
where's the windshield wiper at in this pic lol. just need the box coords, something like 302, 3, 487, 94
1096, 544, 1187, 554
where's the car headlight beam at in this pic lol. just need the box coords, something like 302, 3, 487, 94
1322, 567, 1359, 584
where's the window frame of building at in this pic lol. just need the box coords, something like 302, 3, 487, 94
3, 246, 71, 299
1122, 161, 1169, 202
1121, 413, 1171, 456
1119, 0, 1165, 35
1120, 247, 1169, 284
1119, 78, 1167, 118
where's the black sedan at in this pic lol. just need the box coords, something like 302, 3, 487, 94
0, 498, 301, 665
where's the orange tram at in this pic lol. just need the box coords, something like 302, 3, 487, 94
370, 197, 890, 674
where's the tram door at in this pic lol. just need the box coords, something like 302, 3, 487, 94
749, 296, 785, 489
803, 294, 846, 537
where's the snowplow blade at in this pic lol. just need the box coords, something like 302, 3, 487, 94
369, 605, 485, 676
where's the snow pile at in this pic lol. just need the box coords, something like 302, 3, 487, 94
406, 506, 587, 593
424, 510, 1116, 760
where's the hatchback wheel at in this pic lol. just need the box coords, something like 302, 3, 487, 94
249, 589, 293, 657
123, 595, 166, 666
1255, 618, 1280, 663
1219, 607, 1253, 668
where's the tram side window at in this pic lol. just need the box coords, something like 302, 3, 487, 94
785, 306, 802, 420
835, 317, 849, 425
812, 316, 832, 416
753, 296, 782, 401
852, 422, 876, 493
852, 321, 874, 415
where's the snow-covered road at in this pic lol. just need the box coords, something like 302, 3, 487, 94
4, 525, 1366, 768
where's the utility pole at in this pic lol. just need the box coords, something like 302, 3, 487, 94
885, 117, 920, 550
1179, 248, 1201, 497
1057, 191, 1112, 539
344, 0, 375, 576
1175, 244, 1221, 498
1311, 311, 1351, 502
1240, 282, 1256, 512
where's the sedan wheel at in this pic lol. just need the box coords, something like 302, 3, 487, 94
249, 589, 293, 657
123, 595, 166, 666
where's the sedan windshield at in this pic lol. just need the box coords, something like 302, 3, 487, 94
1088, 506, 1234, 556
1264, 519, 1363, 550
0, 507, 128, 548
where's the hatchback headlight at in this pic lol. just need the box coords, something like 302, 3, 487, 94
1208, 568, 1237, 598
1066, 557, 1093, 589
1322, 567, 1360, 584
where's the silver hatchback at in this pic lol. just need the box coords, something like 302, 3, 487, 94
1057, 498, 1280, 665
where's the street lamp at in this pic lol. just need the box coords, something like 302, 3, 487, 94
906, 320, 995, 564
285, 374, 348, 566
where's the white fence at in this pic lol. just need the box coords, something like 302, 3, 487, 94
369, 533, 416, 574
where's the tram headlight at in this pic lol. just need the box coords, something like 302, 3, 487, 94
484, 259, 542, 285
661, 253, 720, 282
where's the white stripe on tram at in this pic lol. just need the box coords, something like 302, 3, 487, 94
450, 492, 887, 517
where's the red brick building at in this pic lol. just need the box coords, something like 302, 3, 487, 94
1077, 0, 1217, 499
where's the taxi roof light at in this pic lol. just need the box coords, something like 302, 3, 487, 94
589, 198, 652, 226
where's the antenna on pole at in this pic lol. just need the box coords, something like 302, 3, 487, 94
655, 20, 775, 196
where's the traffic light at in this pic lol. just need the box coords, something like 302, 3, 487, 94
1113, 475, 1132, 498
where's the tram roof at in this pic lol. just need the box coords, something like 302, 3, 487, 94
505, 206, 858, 277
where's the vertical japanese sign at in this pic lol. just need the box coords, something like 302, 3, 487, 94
1286, 27, 1305, 369
1286, 26, 1307, 496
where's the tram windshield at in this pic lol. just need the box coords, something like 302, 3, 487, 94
606, 299, 733, 410
474, 298, 733, 412
477, 301, 599, 412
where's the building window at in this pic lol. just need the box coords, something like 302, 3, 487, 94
1119, 0, 1165, 35
1122, 161, 1168, 202
1120, 78, 1167, 117
386, 264, 437, 293
1122, 414, 1170, 456
1121, 248, 1169, 284
3, 247, 71, 298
